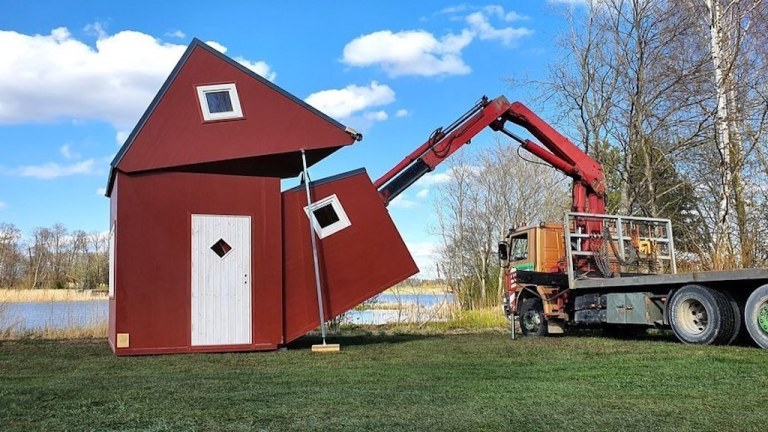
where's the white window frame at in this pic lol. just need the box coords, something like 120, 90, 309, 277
196, 83, 243, 121
304, 194, 352, 239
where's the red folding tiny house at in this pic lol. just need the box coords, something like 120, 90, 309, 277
106, 39, 418, 355
282, 169, 418, 343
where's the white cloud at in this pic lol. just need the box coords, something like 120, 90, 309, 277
0, 28, 275, 129
415, 170, 453, 187
17, 159, 98, 179
439, 4, 528, 21
416, 189, 429, 199
0, 201, 6, 209
96, 187, 107, 195
405, 241, 439, 278
438, 5, 469, 14
84, 22, 107, 39
165, 30, 186, 39
305, 81, 395, 119
234, 57, 277, 81
547, 0, 589, 4
482, 5, 529, 21
342, 29, 473, 77
413, 165, 481, 188
390, 194, 418, 209
115, 130, 130, 145
466, 11, 533, 46
204, 40, 227, 53
59, 144, 79, 160
364, 110, 389, 121
202, 40, 276, 81
342, 6, 531, 77
395, 109, 409, 118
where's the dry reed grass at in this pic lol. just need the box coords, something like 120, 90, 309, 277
369, 290, 457, 323
0, 320, 107, 341
0, 300, 19, 339
0, 289, 107, 303
383, 284, 451, 295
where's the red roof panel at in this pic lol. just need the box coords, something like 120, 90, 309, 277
110, 40, 359, 191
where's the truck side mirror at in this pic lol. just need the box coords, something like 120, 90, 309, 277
498, 241, 509, 266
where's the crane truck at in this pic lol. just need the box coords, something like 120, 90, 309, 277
373, 95, 768, 349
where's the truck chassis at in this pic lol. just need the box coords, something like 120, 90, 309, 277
505, 213, 768, 348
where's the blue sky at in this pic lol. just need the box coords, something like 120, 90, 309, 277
0, 1, 583, 276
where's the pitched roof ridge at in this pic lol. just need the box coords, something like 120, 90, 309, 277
105, 38, 361, 197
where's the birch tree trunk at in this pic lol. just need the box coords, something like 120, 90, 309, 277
704, 0, 734, 269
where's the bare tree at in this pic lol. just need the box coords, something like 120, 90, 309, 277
0, 224, 110, 290
0, 223, 23, 288
434, 141, 568, 309
677, 0, 768, 268
526, 0, 768, 269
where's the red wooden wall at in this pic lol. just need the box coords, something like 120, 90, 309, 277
282, 170, 419, 343
110, 171, 283, 355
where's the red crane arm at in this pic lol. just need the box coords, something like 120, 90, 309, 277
495, 100, 606, 214
499, 101, 606, 208
375, 95, 606, 214
373, 96, 509, 201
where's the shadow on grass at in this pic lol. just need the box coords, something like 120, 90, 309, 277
286, 330, 443, 350
565, 327, 680, 344
569, 326, 760, 348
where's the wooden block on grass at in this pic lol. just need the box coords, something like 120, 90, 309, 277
311, 344, 341, 353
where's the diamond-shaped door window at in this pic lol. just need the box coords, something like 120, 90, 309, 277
210, 238, 232, 258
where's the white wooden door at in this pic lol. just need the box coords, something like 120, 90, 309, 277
191, 214, 252, 346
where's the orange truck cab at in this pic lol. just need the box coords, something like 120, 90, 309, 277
500, 223, 569, 334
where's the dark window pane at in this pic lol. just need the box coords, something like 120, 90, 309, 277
510, 234, 529, 261
210, 238, 232, 258
313, 204, 340, 228
205, 91, 234, 113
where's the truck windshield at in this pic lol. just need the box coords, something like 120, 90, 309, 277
510, 234, 529, 261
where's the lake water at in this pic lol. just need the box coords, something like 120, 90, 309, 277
1, 300, 109, 330
373, 293, 454, 307
1, 292, 454, 331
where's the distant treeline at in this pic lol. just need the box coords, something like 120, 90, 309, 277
394, 278, 446, 289
0, 223, 108, 290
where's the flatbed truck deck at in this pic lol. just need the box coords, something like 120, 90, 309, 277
502, 213, 768, 349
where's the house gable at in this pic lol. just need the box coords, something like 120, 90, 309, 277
107, 39, 360, 196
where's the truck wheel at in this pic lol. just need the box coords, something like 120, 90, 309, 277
669, 284, 734, 345
745, 284, 768, 349
519, 298, 547, 337
719, 289, 743, 345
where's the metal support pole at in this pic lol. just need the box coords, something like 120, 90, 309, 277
301, 150, 328, 345
616, 216, 625, 265
667, 219, 677, 274
564, 213, 576, 289
510, 305, 516, 340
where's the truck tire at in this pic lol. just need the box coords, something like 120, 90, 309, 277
519, 298, 547, 337
669, 284, 735, 345
744, 284, 768, 349
719, 289, 744, 345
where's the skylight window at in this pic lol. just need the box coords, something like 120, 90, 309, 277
313, 205, 341, 228
206, 91, 234, 113
305, 194, 352, 239
196, 83, 243, 121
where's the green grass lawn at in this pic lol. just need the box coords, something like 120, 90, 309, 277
1, 331, 766, 431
